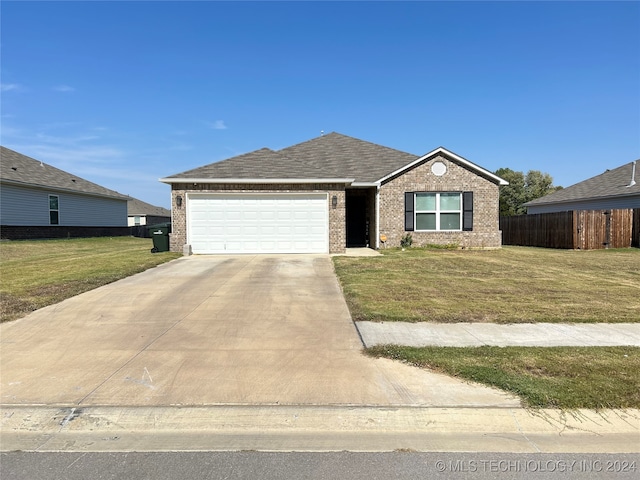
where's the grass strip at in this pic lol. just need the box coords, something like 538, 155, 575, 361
366, 345, 640, 409
1, 237, 181, 322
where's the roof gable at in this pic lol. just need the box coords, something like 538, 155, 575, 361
525, 161, 640, 206
0, 146, 129, 200
377, 146, 509, 186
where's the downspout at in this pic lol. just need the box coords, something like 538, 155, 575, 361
375, 185, 380, 249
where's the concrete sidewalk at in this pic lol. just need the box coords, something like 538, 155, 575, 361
356, 321, 640, 348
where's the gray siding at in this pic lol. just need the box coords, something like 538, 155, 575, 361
1, 183, 127, 226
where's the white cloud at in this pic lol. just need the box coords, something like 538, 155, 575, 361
1, 83, 22, 92
52, 85, 75, 92
207, 120, 228, 130
20, 144, 125, 167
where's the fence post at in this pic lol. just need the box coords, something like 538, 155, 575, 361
604, 210, 611, 249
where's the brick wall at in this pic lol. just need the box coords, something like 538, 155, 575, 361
169, 183, 346, 254
379, 155, 502, 248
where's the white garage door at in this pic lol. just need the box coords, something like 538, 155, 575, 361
187, 193, 329, 254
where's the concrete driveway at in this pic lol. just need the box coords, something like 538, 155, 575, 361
0, 255, 517, 407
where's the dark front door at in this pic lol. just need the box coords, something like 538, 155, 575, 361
346, 193, 368, 247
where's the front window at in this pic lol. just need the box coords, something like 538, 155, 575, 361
415, 192, 461, 231
49, 195, 59, 225
134, 216, 141, 226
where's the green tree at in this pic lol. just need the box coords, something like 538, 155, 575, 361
495, 168, 562, 216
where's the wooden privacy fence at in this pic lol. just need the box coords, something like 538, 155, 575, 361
500, 209, 640, 250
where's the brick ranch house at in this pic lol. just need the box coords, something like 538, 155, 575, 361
160, 133, 508, 254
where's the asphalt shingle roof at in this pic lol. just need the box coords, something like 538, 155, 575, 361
164, 132, 418, 183
166, 147, 331, 180
278, 132, 418, 183
127, 197, 171, 217
525, 161, 640, 206
0, 146, 129, 200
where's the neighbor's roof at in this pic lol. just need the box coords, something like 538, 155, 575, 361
524, 161, 640, 207
127, 197, 171, 217
160, 132, 507, 186
0, 146, 130, 200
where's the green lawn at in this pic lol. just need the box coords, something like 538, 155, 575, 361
337, 246, 640, 408
0, 237, 181, 322
333, 246, 640, 323
367, 345, 640, 409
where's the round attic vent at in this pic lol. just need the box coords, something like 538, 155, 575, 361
431, 161, 447, 176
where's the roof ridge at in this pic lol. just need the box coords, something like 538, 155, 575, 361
277, 132, 418, 157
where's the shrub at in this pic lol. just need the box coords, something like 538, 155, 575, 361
400, 233, 413, 248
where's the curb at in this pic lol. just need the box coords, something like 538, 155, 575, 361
2, 405, 638, 453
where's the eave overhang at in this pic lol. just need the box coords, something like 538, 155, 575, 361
159, 177, 355, 185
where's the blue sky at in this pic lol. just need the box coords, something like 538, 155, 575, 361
2, 1, 639, 208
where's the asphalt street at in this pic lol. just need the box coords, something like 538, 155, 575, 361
2, 452, 639, 480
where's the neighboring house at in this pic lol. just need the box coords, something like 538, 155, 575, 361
160, 132, 508, 254
524, 161, 640, 214
128, 197, 171, 227
0, 146, 130, 239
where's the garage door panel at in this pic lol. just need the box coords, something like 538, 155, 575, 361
224, 240, 243, 250
226, 226, 244, 235
188, 193, 328, 254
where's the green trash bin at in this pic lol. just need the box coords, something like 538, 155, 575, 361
148, 222, 171, 253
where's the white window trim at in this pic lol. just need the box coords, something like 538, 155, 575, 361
414, 192, 462, 232
49, 194, 60, 225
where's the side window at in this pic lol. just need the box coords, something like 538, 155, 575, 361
49, 195, 59, 225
